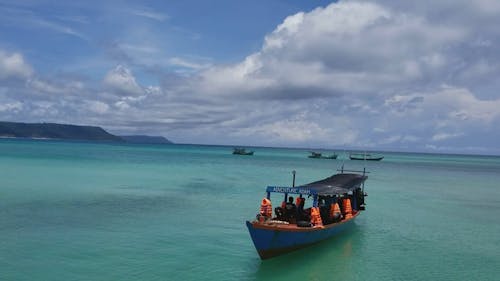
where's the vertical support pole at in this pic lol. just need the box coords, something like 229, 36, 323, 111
352, 193, 357, 211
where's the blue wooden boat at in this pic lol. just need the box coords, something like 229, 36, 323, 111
246, 169, 368, 259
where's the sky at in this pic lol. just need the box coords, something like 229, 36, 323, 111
1, 0, 500, 154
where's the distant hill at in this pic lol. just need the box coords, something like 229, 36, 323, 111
0, 121, 172, 144
0, 121, 122, 141
120, 135, 172, 144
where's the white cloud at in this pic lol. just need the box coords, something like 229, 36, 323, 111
120, 44, 160, 55
27, 79, 63, 94
0, 50, 33, 80
132, 10, 169, 22
168, 57, 212, 71
193, 1, 466, 101
378, 135, 401, 145
401, 135, 420, 143
114, 101, 130, 110
0, 101, 23, 113
263, 12, 305, 51
426, 86, 500, 124
86, 100, 109, 114
25, 76, 86, 97
31, 18, 87, 40
432, 132, 464, 141
103, 65, 143, 96
144, 86, 162, 96
236, 119, 331, 143
461, 60, 497, 78
30, 101, 58, 117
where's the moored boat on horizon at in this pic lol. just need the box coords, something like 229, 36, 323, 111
349, 153, 383, 161
308, 151, 322, 158
322, 153, 338, 159
307, 151, 338, 159
246, 168, 368, 259
233, 148, 254, 155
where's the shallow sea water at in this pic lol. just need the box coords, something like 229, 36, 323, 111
1, 139, 499, 281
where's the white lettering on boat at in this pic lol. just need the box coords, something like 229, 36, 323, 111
271, 187, 311, 195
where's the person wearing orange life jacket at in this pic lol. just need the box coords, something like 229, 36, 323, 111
329, 201, 342, 223
318, 198, 329, 223
296, 197, 307, 221
258, 198, 272, 222
295, 196, 302, 206
310, 206, 323, 227
342, 197, 353, 219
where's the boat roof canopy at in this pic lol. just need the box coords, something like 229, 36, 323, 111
266, 173, 367, 196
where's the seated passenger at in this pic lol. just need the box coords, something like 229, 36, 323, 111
329, 201, 342, 223
258, 198, 272, 222
274, 207, 285, 221
296, 197, 309, 221
318, 198, 329, 223
284, 196, 297, 222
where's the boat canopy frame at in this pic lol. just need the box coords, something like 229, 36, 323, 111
265, 172, 368, 207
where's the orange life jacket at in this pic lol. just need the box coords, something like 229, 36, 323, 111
329, 203, 341, 218
342, 198, 353, 219
310, 207, 323, 226
296, 197, 301, 206
260, 198, 272, 217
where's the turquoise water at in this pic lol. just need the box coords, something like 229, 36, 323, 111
1, 139, 499, 281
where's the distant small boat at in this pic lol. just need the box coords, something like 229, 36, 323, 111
349, 153, 383, 161
308, 151, 322, 158
233, 148, 254, 155
323, 154, 338, 159
308, 151, 338, 159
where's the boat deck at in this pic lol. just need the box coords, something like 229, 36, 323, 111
251, 211, 359, 232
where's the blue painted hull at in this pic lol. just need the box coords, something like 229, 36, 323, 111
246, 214, 358, 259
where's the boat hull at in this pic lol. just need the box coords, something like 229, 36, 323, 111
246, 213, 358, 259
350, 156, 383, 161
233, 151, 254, 155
